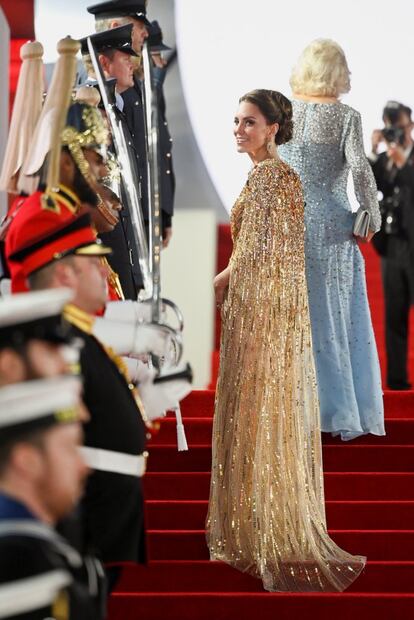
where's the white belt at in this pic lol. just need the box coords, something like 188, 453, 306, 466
80, 446, 147, 478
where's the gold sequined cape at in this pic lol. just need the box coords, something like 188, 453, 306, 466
206, 159, 366, 592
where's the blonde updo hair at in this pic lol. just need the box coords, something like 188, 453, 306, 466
289, 39, 351, 98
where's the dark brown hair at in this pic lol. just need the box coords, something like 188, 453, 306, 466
239, 89, 293, 145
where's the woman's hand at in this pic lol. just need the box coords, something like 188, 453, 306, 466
214, 267, 230, 307
371, 129, 383, 155
387, 143, 408, 169
162, 227, 173, 248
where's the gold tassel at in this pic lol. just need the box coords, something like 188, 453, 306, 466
102, 257, 125, 300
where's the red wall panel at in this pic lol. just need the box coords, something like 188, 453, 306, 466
0, 0, 34, 38
0, 1, 35, 111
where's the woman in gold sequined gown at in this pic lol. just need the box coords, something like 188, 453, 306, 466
206, 89, 366, 592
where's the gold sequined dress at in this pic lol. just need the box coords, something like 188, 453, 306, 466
206, 158, 366, 592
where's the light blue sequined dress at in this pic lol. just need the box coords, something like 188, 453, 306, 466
279, 101, 384, 440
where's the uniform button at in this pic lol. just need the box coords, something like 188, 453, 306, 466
128, 141, 132, 146
164, 121, 167, 126
169, 138, 173, 142
166, 153, 171, 158
135, 101, 139, 106
166, 170, 171, 174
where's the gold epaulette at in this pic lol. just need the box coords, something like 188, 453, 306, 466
63, 304, 94, 335
51, 589, 69, 620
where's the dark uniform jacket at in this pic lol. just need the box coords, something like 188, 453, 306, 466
122, 76, 174, 233
100, 102, 147, 298
68, 323, 147, 565
153, 65, 175, 229
121, 79, 148, 219
0, 493, 105, 620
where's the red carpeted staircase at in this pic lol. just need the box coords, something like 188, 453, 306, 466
109, 227, 414, 619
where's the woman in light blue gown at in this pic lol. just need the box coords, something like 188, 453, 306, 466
279, 39, 385, 440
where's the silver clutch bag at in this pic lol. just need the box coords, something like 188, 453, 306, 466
353, 209, 371, 237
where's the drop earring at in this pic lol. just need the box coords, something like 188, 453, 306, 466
267, 140, 274, 155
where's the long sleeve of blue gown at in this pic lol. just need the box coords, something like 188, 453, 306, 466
344, 110, 382, 232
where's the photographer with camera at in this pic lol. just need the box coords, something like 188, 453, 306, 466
369, 101, 414, 390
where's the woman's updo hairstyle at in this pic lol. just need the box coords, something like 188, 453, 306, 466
239, 89, 293, 145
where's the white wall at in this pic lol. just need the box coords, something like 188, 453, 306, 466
161, 209, 216, 388
175, 0, 414, 212
35, 0, 414, 214
35, 0, 95, 61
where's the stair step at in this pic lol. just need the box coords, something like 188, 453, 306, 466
107, 233, 414, 620
180, 390, 215, 418
152, 418, 414, 446
147, 530, 414, 561
116, 560, 414, 593
145, 500, 414, 530
147, 445, 414, 472
144, 472, 414, 501
179, 390, 414, 419
108, 592, 414, 620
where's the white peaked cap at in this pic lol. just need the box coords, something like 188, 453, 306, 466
0, 288, 73, 329
0, 375, 82, 432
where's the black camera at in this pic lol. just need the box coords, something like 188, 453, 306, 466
382, 101, 407, 145
382, 126, 405, 146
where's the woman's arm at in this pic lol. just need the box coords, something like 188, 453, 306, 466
345, 110, 382, 236
214, 265, 230, 306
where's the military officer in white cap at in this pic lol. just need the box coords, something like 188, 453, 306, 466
0, 376, 106, 619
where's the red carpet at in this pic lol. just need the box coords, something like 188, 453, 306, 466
109, 227, 414, 619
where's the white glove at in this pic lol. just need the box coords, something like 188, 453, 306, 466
104, 300, 152, 324
0, 279, 11, 297
138, 363, 192, 421
92, 317, 173, 358
122, 357, 151, 384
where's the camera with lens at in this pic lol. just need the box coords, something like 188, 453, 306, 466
382, 126, 405, 146
381, 101, 407, 146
